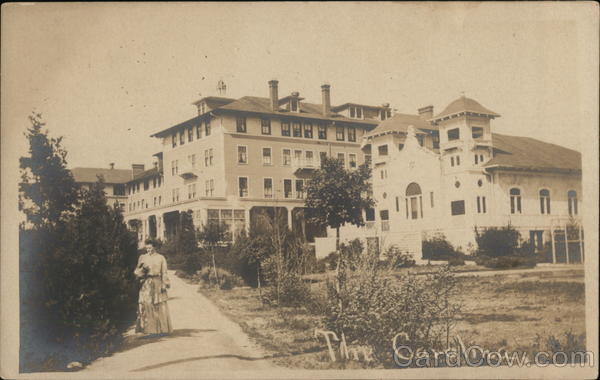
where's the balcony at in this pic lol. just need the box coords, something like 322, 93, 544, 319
178, 164, 199, 179
293, 159, 319, 174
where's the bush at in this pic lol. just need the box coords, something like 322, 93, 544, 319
182, 251, 204, 275
476, 255, 536, 269
261, 256, 312, 307
474, 225, 520, 257
383, 245, 416, 268
422, 234, 462, 261
447, 256, 466, 266
198, 267, 244, 290
321, 252, 339, 271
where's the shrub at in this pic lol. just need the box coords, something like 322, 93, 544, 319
198, 267, 244, 290
321, 252, 339, 271
261, 256, 312, 307
447, 256, 466, 266
476, 255, 536, 269
182, 251, 204, 275
422, 234, 461, 261
474, 225, 520, 257
533, 331, 587, 364
383, 245, 416, 268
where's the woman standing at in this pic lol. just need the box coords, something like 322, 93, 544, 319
134, 240, 173, 335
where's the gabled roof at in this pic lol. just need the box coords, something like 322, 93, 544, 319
71, 168, 133, 184
432, 96, 500, 122
132, 167, 161, 181
216, 96, 380, 126
364, 113, 437, 138
485, 133, 581, 173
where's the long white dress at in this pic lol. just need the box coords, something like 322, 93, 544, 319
134, 252, 173, 334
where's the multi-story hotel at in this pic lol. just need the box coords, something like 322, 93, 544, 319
122, 81, 392, 244
328, 96, 583, 264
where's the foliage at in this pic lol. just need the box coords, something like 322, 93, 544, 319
533, 331, 587, 364
324, 253, 461, 367
474, 225, 521, 258
382, 245, 416, 268
19, 113, 79, 229
262, 256, 312, 307
475, 255, 536, 269
320, 252, 339, 271
422, 234, 462, 261
178, 210, 198, 255
182, 251, 204, 275
305, 156, 374, 243
198, 267, 244, 290
197, 221, 229, 248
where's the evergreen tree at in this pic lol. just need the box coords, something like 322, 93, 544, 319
19, 113, 78, 229
178, 210, 198, 255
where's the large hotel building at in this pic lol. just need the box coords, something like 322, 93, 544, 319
72, 81, 583, 263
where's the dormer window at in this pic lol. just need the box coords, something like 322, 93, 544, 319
380, 109, 391, 120
290, 99, 299, 112
472, 127, 484, 139
350, 106, 363, 119
447, 128, 460, 141
198, 102, 206, 115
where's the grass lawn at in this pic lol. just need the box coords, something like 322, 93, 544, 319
198, 267, 586, 369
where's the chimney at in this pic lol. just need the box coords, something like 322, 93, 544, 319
418, 105, 434, 119
321, 84, 331, 116
132, 164, 145, 177
109, 162, 115, 170
268, 79, 279, 111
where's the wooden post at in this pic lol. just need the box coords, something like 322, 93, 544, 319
564, 224, 570, 264
550, 227, 556, 264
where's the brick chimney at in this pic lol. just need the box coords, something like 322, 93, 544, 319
132, 164, 145, 177
268, 79, 279, 111
321, 84, 331, 116
418, 105, 434, 119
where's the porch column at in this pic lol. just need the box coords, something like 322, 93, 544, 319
244, 208, 251, 234
287, 207, 293, 231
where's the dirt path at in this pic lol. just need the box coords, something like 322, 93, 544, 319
80, 271, 274, 376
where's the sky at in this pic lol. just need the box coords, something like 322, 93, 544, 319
2, 2, 597, 171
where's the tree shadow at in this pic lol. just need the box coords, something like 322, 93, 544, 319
112, 328, 217, 354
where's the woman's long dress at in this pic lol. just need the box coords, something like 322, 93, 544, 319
134, 252, 173, 334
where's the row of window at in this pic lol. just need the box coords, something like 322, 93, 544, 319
237, 177, 306, 199
237, 146, 361, 169
128, 196, 163, 212
128, 176, 163, 195
171, 119, 212, 148
170, 149, 215, 176
509, 188, 578, 216
235, 117, 358, 142
447, 126, 485, 142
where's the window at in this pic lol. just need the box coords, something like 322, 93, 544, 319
350, 106, 363, 119
303, 122, 313, 138
114, 184, 125, 196
294, 150, 302, 165
292, 122, 302, 137
476, 196, 487, 213
395, 196, 400, 212
172, 188, 180, 203
348, 128, 356, 142
472, 127, 484, 139
337, 152, 345, 167
205, 119, 211, 136
479, 154, 484, 163
236, 117, 247, 133
263, 178, 273, 198
284, 179, 293, 198
398, 144, 405, 151
290, 99, 299, 112
282, 149, 291, 166
305, 151, 314, 166
380, 109, 388, 120
568, 190, 578, 216
158, 195, 162, 205
143, 180, 149, 191
430, 192, 434, 208
336, 127, 345, 141
510, 188, 522, 214
456, 156, 460, 166
238, 177, 248, 197
188, 183, 196, 199
432, 131, 440, 149
349, 153, 357, 169
190, 154, 196, 169
378, 145, 388, 156
380, 169, 387, 179
207, 208, 246, 241
205, 179, 215, 197
475, 154, 479, 164
209, 149, 214, 166
365, 154, 372, 168
281, 121, 291, 136
295, 179, 304, 199
416, 135, 424, 146
406, 182, 423, 219
237, 146, 248, 164
539, 189, 551, 214
172, 134, 177, 148
187, 127, 194, 142
451, 157, 455, 167
179, 130, 185, 145
380, 210, 389, 231
365, 208, 375, 221
318, 124, 327, 139
261, 119, 271, 135
171, 160, 178, 176
451, 200, 465, 215
196, 122, 202, 139
447, 128, 460, 141
262, 147, 272, 165
320, 152, 328, 165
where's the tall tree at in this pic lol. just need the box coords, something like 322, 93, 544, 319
305, 156, 374, 252
19, 113, 79, 229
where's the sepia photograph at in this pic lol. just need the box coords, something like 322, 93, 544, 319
1, 2, 598, 379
